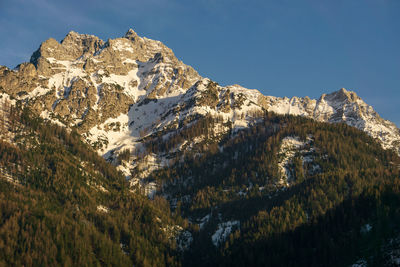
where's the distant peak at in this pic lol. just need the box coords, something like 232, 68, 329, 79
124, 28, 138, 40
63, 31, 83, 41
336, 88, 357, 98
125, 28, 136, 35
67, 30, 80, 36
61, 31, 82, 44
323, 88, 360, 103
61, 31, 100, 44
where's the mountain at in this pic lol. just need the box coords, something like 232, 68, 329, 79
0, 29, 399, 185
1, 29, 400, 266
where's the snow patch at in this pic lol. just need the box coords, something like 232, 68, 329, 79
0, 167, 20, 185
177, 230, 193, 251
97, 205, 109, 213
112, 39, 135, 53
40, 110, 66, 127
199, 214, 211, 230
211, 220, 240, 247
145, 182, 157, 199
361, 223, 372, 234
160, 223, 192, 250
277, 136, 308, 186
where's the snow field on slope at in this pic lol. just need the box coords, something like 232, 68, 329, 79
277, 136, 314, 186
211, 220, 240, 247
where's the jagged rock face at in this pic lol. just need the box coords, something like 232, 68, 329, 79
0, 29, 399, 181
0, 29, 201, 132
0, 63, 44, 97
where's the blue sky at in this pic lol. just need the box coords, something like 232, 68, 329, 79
1, 0, 399, 126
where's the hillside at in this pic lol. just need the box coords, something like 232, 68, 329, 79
1, 29, 400, 266
156, 113, 400, 266
0, 100, 186, 266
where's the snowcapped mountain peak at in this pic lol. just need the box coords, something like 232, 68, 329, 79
0, 30, 399, 182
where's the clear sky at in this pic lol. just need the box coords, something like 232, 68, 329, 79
1, 0, 399, 126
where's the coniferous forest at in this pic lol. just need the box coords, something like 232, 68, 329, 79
0, 103, 182, 266
1, 102, 400, 266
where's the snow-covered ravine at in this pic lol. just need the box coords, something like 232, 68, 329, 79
82, 80, 268, 183
277, 136, 318, 186
211, 220, 240, 247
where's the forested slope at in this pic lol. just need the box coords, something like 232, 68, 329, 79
146, 112, 400, 266
0, 102, 183, 267
1, 98, 400, 266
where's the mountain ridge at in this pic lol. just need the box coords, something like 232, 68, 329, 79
0, 29, 399, 184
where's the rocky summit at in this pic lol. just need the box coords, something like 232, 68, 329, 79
0, 29, 399, 185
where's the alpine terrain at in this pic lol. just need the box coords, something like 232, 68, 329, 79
1, 29, 400, 266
